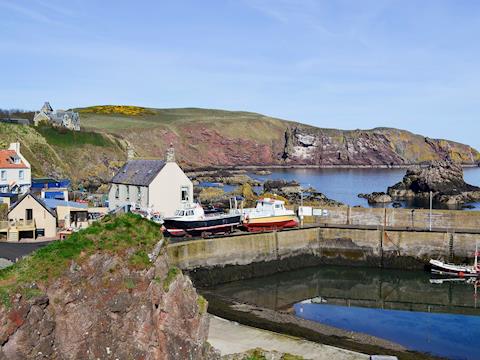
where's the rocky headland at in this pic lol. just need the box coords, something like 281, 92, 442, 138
3, 106, 480, 190
387, 160, 480, 205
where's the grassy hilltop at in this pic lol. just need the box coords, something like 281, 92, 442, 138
79, 105, 480, 167
1, 105, 478, 188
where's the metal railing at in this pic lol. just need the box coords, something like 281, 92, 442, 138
0, 219, 35, 230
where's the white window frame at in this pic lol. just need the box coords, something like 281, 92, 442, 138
1, 170, 6, 181
19, 170, 24, 180
181, 186, 190, 203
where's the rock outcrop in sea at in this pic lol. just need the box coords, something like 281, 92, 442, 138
0, 214, 218, 360
387, 160, 480, 204
358, 192, 393, 204
263, 180, 343, 207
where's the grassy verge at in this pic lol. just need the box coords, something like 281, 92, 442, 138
0, 213, 162, 307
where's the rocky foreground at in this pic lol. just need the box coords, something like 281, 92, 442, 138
0, 215, 217, 360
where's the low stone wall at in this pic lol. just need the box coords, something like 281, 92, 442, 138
305, 206, 480, 230
167, 226, 480, 276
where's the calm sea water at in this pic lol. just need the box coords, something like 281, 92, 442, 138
211, 266, 480, 360
245, 167, 480, 210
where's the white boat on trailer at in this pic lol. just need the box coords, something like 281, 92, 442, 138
429, 243, 480, 278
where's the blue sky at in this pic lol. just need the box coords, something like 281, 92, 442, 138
1, 0, 479, 149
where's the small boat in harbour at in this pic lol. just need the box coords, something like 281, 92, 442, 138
241, 198, 299, 232
162, 203, 241, 237
429, 244, 480, 278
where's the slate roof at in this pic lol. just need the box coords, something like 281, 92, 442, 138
111, 160, 166, 186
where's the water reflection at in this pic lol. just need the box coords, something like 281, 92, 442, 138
211, 265, 480, 359
211, 266, 480, 315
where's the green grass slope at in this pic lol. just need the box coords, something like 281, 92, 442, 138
0, 123, 125, 188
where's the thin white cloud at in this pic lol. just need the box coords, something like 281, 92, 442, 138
32, 0, 74, 17
0, 0, 55, 24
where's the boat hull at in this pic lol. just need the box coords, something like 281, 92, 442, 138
163, 214, 241, 237
242, 215, 299, 232
429, 259, 479, 278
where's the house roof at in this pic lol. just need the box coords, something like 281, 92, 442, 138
111, 159, 166, 186
0, 150, 28, 169
9, 192, 57, 218
43, 198, 88, 210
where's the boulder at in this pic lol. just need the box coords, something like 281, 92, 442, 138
387, 160, 480, 204
358, 192, 393, 204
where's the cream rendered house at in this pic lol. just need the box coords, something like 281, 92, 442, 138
5, 193, 57, 241
108, 150, 193, 217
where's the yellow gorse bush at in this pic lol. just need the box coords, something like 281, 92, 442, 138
79, 105, 154, 116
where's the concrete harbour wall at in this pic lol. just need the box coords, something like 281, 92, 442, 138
167, 225, 480, 274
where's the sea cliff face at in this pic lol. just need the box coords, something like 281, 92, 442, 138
74, 107, 480, 169
281, 126, 479, 166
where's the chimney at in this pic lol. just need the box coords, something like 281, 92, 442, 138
166, 143, 175, 163
127, 147, 135, 160
8, 142, 20, 153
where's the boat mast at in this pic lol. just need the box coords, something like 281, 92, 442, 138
475, 242, 479, 272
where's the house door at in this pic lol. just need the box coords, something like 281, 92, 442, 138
26, 209, 33, 221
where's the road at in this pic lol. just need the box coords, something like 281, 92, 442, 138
0, 241, 50, 261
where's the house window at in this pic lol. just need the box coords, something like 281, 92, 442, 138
1, 171, 6, 181
19, 170, 24, 180
137, 186, 142, 203
126, 186, 130, 200
26, 209, 33, 221
181, 186, 190, 202
114, 185, 119, 199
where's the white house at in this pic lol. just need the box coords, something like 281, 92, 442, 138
108, 148, 193, 217
0, 143, 31, 195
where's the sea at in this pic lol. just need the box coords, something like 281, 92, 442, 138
202, 167, 480, 210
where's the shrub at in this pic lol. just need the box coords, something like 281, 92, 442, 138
163, 267, 181, 292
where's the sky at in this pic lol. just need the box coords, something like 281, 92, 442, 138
1, 0, 479, 149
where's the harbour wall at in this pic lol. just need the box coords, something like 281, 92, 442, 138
306, 206, 480, 230
167, 225, 480, 285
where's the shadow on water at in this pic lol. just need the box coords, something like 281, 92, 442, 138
211, 265, 480, 360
